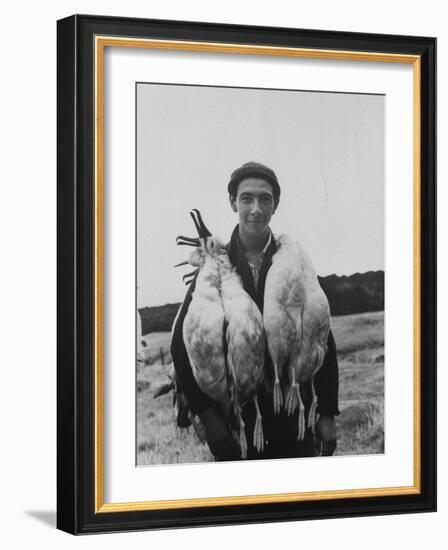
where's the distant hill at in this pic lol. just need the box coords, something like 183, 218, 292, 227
318, 270, 384, 317
139, 270, 384, 335
139, 303, 181, 336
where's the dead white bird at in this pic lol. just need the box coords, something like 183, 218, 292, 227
177, 210, 266, 458
288, 243, 331, 432
179, 211, 232, 425
263, 235, 305, 415
218, 252, 266, 458
264, 234, 330, 439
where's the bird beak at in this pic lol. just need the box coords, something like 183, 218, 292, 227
176, 235, 200, 247
174, 260, 188, 268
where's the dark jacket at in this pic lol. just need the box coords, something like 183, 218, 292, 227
171, 225, 340, 446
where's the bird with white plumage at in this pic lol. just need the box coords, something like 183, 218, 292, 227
217, 252, 266, 457
176, 210, 266, 457
263, 234, 331, 439
180, 211, 232, 422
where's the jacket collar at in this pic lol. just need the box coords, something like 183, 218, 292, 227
228, 225, 277, 311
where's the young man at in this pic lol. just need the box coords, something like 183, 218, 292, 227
171, 162, 339, 461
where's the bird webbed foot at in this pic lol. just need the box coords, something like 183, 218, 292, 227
253, 399, 264, 453
285, 383, 300, 416
176, 235, 200, 247
307, 378, 318, 433
239, 418, 248, 459
273, 380, 283, 414
308, 395, 318, 432
297, 405, 306, 441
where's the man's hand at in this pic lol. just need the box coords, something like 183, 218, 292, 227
315, 414, 337, 456
198, 407, 241, 460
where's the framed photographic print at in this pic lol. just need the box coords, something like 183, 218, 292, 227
57, 14, 436, 534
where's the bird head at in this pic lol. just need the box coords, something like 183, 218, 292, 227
175, 210, 226, 286
176, 209, 224, 258
189, 209, 214, 254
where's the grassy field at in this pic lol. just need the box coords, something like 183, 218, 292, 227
137, 310, 384, 465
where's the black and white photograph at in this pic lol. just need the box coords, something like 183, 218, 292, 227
0, 0, 441, 542
136, 83, 385, 465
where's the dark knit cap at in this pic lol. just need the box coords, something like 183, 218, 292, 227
227, 161, 281, 205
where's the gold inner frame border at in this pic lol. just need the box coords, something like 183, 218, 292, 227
94, 35, 421, 513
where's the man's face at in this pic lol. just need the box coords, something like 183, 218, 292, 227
230, 177, 276, 235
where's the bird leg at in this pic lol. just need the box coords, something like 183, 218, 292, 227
272, 363, 283, 414
199, 238, 207, 254
189, 210, 213, 254
238, 412, 248, 459
182, 269, 198, 282
253, 396, 264, 453
176, 235, 200, 246
285, 369, 299, 416
307, 378, 318, 432
190, 209, 212, 237
297, 389, 306, 441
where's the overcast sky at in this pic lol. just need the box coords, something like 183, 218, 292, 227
137, 84, 384, 308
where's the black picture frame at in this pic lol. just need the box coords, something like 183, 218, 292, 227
57, 14, 436, 535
